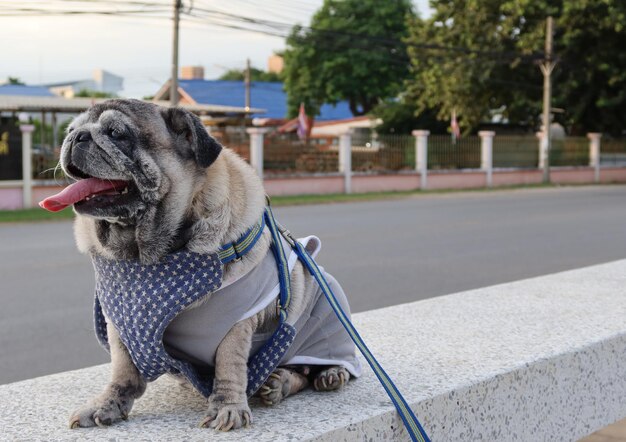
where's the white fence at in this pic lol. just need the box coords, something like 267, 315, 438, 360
247, 128, 611, 192
3, 128, 624, 210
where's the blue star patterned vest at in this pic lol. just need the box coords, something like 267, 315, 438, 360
92, 249, 296, 398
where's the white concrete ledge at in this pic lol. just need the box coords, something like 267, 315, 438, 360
3, 260, 626, 441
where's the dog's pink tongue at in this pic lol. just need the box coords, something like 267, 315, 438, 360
39, 178, 127, 212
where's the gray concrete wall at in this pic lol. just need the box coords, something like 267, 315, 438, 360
2, 260, 625, 440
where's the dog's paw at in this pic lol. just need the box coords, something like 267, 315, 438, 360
313, 366, 350, 392
259, 367, 309, 406
69, 397, 131, 428
200, 399, 252, 431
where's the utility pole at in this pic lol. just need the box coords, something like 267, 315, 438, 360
539, 16, 555, 183
244, 58, 251, 112
170, 0, 182, 106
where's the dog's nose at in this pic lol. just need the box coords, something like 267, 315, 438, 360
76, 131, 92, 143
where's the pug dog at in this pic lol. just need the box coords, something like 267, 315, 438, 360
41, 99, 361, 431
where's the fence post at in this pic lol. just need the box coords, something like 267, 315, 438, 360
536, 131, 546, 171
339, 131, 352, 194
479, 131, 495, 188
412, 130, 429, 190
587, 133, 602, 183
246, 127, 268, 181
20, 124, 35, 208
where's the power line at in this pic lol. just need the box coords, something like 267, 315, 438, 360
222, 0, 309, 25
0, 2, 544, 65
0, 1, 556, 92
183, 14, 287, 39
0, 8, 170, 16
185, 9, 542, 70
4, 0, 535, 63
184, 5, 544, 64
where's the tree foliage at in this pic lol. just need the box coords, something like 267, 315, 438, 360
552, 0, 626, 135
405, 0, 626, 135
31, 118, 71, 146
282, 0, 415, 118
7, 77, 25, 85
75, 89, 116, 98
372, 99, 448, 134
218, 67, 280, 82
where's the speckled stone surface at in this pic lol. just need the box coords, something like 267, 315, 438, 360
2, 260, 626, 441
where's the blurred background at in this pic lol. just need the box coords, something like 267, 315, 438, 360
1, 2, 626, 438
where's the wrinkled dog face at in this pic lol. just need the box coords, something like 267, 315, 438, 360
59, 99, 221, 222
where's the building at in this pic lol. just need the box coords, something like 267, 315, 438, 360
46, 69, 123, 98
0, 84, 54, 97
181, 66, 205, 80
311, 116, 382, 137
267, 55, 284, 74
153, 78, 352, 121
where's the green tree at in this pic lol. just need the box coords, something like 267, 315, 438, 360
218, 68, 280, 82
282, 0, 415, 118
32, 118, 72, 147
551, 1, 626, 135
405, 0, 626, 135
32, 119, 53, 147
405, 2, 544, 133
7, 77, 25, 85
372, 99, 448, 134
75, 89, 116, 98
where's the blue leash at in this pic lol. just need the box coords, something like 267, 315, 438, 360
264, 205, 431, 442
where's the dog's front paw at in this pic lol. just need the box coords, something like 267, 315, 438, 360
69, 397, 131, 429
200, 397, 252, 431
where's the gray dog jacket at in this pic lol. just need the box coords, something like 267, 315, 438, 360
92, 234, 361, 398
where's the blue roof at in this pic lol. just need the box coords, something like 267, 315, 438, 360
0, 84, 54, 97
178, 79, 353, 121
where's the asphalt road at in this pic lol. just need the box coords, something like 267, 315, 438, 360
1, 185, 625, 384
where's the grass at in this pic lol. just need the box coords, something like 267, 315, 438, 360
0, 183, 591, 223
269, 189, 421, 206
0, 207, 76, 223
269, 183, 558, 206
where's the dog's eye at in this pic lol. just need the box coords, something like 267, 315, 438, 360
108, 128, 126, 139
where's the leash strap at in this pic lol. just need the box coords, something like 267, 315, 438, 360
243, 207, 297, 395
268, 210, 430, 442
264, 206, 291, 322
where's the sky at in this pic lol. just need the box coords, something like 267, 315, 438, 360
0, 0, 432, 98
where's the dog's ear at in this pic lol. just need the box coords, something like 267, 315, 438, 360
161, 107, 222, 168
